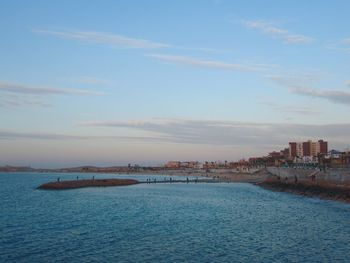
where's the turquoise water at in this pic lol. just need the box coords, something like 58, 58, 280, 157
1, 173, 350, 262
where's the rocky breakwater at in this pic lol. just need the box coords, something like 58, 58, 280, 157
258, 168, 350, 203
38, 178, 140, 190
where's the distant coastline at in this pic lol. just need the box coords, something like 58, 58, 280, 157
3, 165, 350, 204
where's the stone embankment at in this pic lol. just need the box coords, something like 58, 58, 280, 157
258, 167, 350, 203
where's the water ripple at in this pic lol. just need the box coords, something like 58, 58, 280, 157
0, 173, 349, 262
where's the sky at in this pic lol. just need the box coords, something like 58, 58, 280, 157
1, 0, 350, 168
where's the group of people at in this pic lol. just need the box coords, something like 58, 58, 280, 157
275, 175, 298, 184
145, 177, 199, 184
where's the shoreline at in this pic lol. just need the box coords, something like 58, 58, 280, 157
256, 177, 350, 204
33, 169, 350, 204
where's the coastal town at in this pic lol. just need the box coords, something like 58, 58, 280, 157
29, 138, 350, 204
165, 139, 350, 170
1, 139, 350, 173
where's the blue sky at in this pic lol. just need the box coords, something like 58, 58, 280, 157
1, 0, 350, 167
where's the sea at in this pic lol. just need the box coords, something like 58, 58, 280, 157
1, 172, 349, 262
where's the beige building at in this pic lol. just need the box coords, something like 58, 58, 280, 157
310, 141, 320, 157
296, 142, 304, 157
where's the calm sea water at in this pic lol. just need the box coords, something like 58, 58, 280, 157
1, 172, 349, 263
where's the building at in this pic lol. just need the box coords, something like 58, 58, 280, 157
297, 142, 304, 157
289, 142, 297, 158
310, 141, 320, 157
318, 140, 328, 154
164, 161, 180, 169
165, 161, 201, 169
303, 141, 311, 156
289, 139, 328, 158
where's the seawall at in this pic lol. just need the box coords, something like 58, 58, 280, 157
259, 167, 350, 203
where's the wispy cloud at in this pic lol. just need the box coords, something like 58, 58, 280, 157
0, 81, 100, 96
147, 54, 271, 72
0, 131, 90, 140
269, 75, 350, 106
173, 46, 236, 55
73, 76, 112, 85
82, 118, 350, 148
5, 118, 348, 152
0, 94, 51, 109
242, 20, 314, 44
269, 74, 320, 87
289, 86, 350, 105
0, 81, 100, 109
0, 130, 168, 143
342, 38, 350, 45
326, 38, 350, 54
33, 28, 244, 55
4, 118, 348, 152
346, 80, 350, 87
33, 28, 170, 49
260, 101, 320, 115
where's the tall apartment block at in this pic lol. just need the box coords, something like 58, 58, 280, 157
289, 140, 328, 158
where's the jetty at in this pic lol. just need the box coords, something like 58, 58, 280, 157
38, 177, 237, 190
38, 178, 140, 190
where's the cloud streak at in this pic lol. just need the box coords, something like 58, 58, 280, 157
0, 81, 100, 96
0, 81, 100, 109
34, 28, 239, 55
326, 38, 350, 54
147, 54, 269, 72
269, 75, 350, 106
0, 95, 51, 109
82, 118, 350, 148
3, 119, 349, 156
0, 130, 166, 143
242, 20, 314, 44
289, 86, 350, 105
33, 28, 170, 49
260, 101, 320, 115
74, 76, 112, 85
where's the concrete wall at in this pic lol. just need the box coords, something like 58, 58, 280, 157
267, 167, 350, 183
